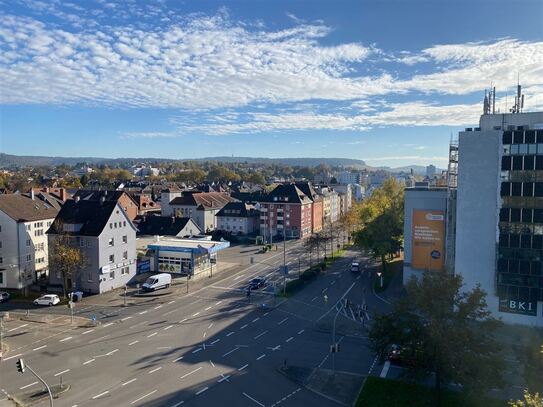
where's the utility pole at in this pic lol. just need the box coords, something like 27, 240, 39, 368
283, 228, 287, 296
0, 315, 4, 359
331, 300, 344, 375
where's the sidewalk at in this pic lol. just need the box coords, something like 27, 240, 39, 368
3, 311, 92, 328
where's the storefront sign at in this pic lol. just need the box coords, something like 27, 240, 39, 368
499, 297, 537, 316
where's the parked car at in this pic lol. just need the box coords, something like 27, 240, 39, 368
33, 294, 61, 306
248, 277, 266, 290
142, 273, 172, 292
0, 291, 10, 303
351, 262, 360, 273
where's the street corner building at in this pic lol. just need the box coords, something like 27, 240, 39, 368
404, 91, 543, 327
46, 196, 138, 295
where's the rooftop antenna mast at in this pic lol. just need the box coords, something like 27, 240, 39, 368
483, 84, 497, 115
510, 74, 524, 113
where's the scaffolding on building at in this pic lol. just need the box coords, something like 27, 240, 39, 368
445, 136, 458, 273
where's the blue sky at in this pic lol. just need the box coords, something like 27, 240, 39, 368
1, 0, 542, 168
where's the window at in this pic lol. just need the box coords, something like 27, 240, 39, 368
26, 254, 32, 261
110, 271, 115, 280
501, 156, 511, 171
110, 223, 113, 229
522, 209, 533, 223
524, 155, 535, 170
123, 221, 126, 227
123, 251, 128, 260
536, 156, 543, 170
512, 156, 523, 170
511, 182, 522, 197
26, 239, 31, 246
87, 272, 93, 282
26, 224, 31, 231
34, 229, 44, 236
109, 254, 115, 263
0, 257, 3, 264
522, 182, 534, 197
535, 183, 543, 197
122, 235, 127, 244
121, 267, 130, 275
87, 240, 91, 248
80, 238, 85, 247
108, 238, 114, 247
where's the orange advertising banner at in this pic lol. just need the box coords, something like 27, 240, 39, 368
412, 210, 445, 271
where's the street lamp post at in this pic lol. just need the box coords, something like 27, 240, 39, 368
331, 300, 344, 375
377, 271, 383, 288
17, 359, 54, 407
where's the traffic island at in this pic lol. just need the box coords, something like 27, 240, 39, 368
17, 384, 71, 406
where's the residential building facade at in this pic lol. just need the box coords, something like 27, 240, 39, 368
0, 194, 59, 289
170, 192, 236, 233
259, 184, 313, 240
215, 202, 260, 235
73, 190, 138, 221
47, 198, 137, 294
295, 182, 323, 233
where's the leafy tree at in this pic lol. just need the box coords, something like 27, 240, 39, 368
515, 332, 543, 393
49, 232, 86, 298
510, 391, 543, 407
80, 174, 89, 187
354, 178, 403, 271
369, 271, 503, 405
246, 172, 266, 185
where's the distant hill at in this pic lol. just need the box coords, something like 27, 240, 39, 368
0, 153, 368, 169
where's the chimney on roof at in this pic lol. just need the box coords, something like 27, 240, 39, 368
172, 216, 176, 224
74, 195, 80, 203
30, 189, 35, 200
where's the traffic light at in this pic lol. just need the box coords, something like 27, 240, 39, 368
16, 358, 26, 374
336, 343, 341, 352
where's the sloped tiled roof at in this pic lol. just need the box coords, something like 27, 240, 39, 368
216, 202, 259, 218
134, 216, 202, 236
47, 199, 122, 237
0, 194, 59, 222
170, 192, 236, 209
259, 184, 312, 204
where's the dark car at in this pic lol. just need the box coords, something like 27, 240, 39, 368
248, 277, 266, 290
387, 344, 427, 367
0, 291, 10, 303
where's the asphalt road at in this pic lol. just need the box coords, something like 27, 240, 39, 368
0, 242, 388, 407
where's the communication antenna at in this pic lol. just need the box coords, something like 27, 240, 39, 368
510, 75, 524, 114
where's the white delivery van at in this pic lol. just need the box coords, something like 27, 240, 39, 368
351, 262, 360, 273
142, 273, 172, 292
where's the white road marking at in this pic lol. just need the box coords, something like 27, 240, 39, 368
233, 275, 243, 280
298, 329, 304, 335
210, 339, 220, 345
205, 306, 212, 311
180, 367, 202, 379
128, 340, 139, 346
147, 332, 158, 338
103, 322, 114, 328
164, 325, 174, 330
173, 356, 184, 362
2, 353, 22, 361
268, 345, 281, 351
81, 329, 94, 335
263, 312, 269, 316
209, 360, 215, 367
208, 323, 214, 329
83, 359, 95, 365
226, 331, 235, 337
243, 392, 265, 407
222, 347, 239, 357
89, 335, 110, 344
277, 317, 288, 325
330, 280, 336, 285
32, 345, 47, 351
54, 369, 70, 377
240, 324, 248, 329
138, 310, 148, 315
59, 336, 72, 342
195, 387, 209, 396
122, 378, 137, 386
286, 337, 294, 343
8, 324, 28, 332
380, 361, 391, 378
192, 312, 200, 317
149, 366, 162, 374
131, 390, 157, 404
179, 318, 187, 323
254, 331, 268, 340
322, 288, 328, 293
238, 363, 249, 371
218, 374, 231, 383
92, 391, 109, 399
192, 348, 202, 354
168, 300, 175, 304
19, 382, 38, 390
171, 401, 185, 407
256, 354, 266, 360
311, 296, 318, 302
154, 305, 163, 310
121, 316, 133, 321
252, 317, 259, 323
106, 349, 119, 356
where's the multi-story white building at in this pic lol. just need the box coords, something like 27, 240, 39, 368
333, 184, 353, 215
0, 193, 59, 289
337, 171, 361, 185
215, 202, 260, 235
454, 108, 543, 327
160, 187, 184, 217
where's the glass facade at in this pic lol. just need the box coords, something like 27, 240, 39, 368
498, 130, 543, 312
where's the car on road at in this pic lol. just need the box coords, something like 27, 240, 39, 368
142, 273, 172, 292
247, 277, 266, 290
0, 291, 10, 303
33, 294, 61, 306
351, 262, 360, 273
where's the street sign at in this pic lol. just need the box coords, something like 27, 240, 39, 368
68, 301, 74, 309
323, 294, 328, 303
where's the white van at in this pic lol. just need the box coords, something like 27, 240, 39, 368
142, 273, 172, 292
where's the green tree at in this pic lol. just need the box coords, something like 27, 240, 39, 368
515, 332, 543, 393
246, 172, 266, 185
369, 271, 503, 405
510, 391, 543, 407
354, 178, 404, 272
49, 232, 86, 299
80, 174, 89, 187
